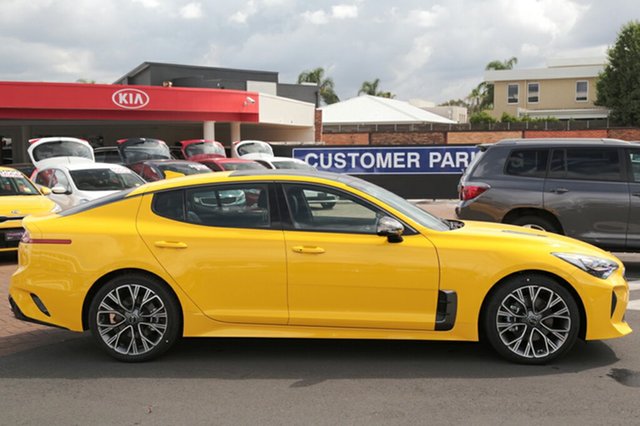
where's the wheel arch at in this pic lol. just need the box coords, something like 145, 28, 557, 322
81, 268, 184, 335
478, 269, 587, 341
502, 208, 564, 234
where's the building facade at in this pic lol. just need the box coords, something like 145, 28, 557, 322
485, 58, 610, 120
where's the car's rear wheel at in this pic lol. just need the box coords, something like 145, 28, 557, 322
88, 273, 180, 362
483, 274, 580, 364
321, 202, 336, 209
510, 215, 559, 233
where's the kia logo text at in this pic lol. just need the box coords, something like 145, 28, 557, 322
112, 89, 150, 109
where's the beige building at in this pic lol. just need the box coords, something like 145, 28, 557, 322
485, 58, 610, 120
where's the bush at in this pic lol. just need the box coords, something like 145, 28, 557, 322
469, 111, 497, 124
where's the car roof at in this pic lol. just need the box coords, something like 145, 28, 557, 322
127, 169, 358, 196
486, 138, 635, 148
133, 159, 203, 166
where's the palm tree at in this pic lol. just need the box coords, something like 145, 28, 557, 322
297, 67, 340, 105
478, 57, 518, 110
358, 79, 395, 98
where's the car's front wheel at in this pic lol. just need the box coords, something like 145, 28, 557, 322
88, 273, 181, 362
483, 274, 580, 364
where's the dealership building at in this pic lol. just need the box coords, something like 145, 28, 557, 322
0, 62, 321, 164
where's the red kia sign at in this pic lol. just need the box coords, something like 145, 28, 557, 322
112, 88, 150, 109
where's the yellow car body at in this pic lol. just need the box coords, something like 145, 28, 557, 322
0, 166, 58, 252
9, 171, 631, 363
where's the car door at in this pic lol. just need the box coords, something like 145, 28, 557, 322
136, 183, 289, 325
625, 148, 640, 249
544, 147, 628, 249
281, 183, 440, 331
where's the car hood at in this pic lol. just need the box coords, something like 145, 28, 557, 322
452, 220, 616, 260
0, 195, 56, 218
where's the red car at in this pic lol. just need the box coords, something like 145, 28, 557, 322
176, 139, 266, 171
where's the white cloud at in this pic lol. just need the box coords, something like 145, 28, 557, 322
132, 0, 160, 9
180, 3, 203, 19
229, 0, 258, 24
302, 10, 329, 25
332, 4, 358, 19
407, 5, 447, 28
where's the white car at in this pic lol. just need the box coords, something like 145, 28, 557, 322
34, 163, 145, 210
27, 137, 95, 179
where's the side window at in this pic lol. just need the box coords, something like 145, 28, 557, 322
35, 169, 53, 187
549, 148, 622, 181
153, 190, 185, 221
283, 184, 379, 234
53, 170, 70, 189
185, 184, 270, 228
628, 150, 640, 183
505, 149, 549, 178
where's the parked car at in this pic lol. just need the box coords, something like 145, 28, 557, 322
34, 163, 145, 209
231, 139, 274, 160
456, 138, 640, 251
9, 170, 631, 364
0, 167, 59, 251
177, 139, 226, 160
27, 137, 95, 179
128, 159, 213, 181
198, 157, 267, 172
94, 138, 172, 165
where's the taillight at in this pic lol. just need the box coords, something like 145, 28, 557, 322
460, 184, 489, 201
20, 231, 71, 245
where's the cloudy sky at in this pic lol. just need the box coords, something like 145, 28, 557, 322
0, 0, 637, 104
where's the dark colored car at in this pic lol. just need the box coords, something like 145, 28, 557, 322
94, 138, 172, 165
129, 159, 212, 181
456, 138, 640, 251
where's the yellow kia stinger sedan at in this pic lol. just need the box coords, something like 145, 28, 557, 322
9, 170, 631, 363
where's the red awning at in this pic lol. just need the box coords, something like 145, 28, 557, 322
0, 81, 259, 122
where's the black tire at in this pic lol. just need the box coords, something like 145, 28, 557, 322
483, 273, 580, 365
510, 215, 559, 234
321, 202, 336, 209
88, 273, 181, 362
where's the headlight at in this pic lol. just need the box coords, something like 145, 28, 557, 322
552, 252, 618, 279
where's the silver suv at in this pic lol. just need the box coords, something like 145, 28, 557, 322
456, 138, 640, 251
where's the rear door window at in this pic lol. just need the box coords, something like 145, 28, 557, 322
505, 149, 549, 178
548, 148, 623, 182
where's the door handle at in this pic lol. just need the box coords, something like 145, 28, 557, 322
154, 241, 188, 249
550, 187, 569, 194
292, 246, 325, 254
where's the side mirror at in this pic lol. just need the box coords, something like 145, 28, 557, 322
376, 216, 404, 243
39, 186, 51, 195
51, 185, 70, 195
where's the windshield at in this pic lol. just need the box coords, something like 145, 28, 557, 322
70, 168, 145, 191
0, 170, 39, 196
157, 162, 211, 176
222, 161, 266, 171
237, 142, 273, 156
185, 142, 225, 158
272, 161, 315, 171
345, 176, 450, 231
122, 140, 171, 163
32, 140, 93, 162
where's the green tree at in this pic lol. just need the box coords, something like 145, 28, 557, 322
297, 67, 340, 105
76, 78, 96, 84
478, 57, 518, 110
596, 21, 640, 125
358, 78, 395, 98
439, 99, 468, 107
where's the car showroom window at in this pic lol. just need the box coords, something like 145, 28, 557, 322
505, 149, 549, 178
549, 148, 622, 181
283, 184, 380, 234
185, 184, 270, 228
507, 84, 519, 104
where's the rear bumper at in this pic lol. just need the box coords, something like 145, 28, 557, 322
8, 295, 68, 330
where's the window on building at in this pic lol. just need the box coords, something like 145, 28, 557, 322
507, 84, 519, 104
527, 83, 539, 103
576, 81, 588, 102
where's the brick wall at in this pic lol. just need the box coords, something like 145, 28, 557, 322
370, 132, 445, 145
314, 110, 323, 142
322, 133, 369, 145
608, 128, 640, 141
447, 131, 522, 144
523, 129, 607, 138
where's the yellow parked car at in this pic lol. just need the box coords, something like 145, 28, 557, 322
9, 171, 631, 363
0, 167, 59, 252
